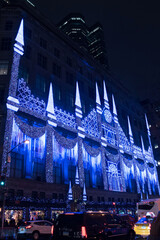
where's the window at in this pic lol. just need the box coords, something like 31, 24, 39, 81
0, 85, 5, 103
66, 71, 74, 85
5, 20, 13, 30
40, 192, 45, 199
8, 189, 15, 198
40, 37, 47, 49
24, 45, 32, 59
18, 66, 29, 83
37, 53, 47, 69
24, 26, 32, 39
67, 93, 74, 107
10, 151, 24, 178
0, 61, 8, 75
87, 71, 92, 81
79, 66, 83, 75
32, 191, 38, 199
54, 48, 60, 58
1, 37, 12, 50
101, 197, 104, 202
67, 56, 72, 67
88, 86, 94, 99
89, 196, 93, 201
59, 194, 64, 200
53, 85, 61, 101
52, 193, 57, 199
17, 189, 23, 197
53, 62, 61, 78
35, 74, 46, 93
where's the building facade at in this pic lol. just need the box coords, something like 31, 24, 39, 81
0, 0, 159, 222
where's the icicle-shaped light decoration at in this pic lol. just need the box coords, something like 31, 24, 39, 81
83, 183, 87, 202
103, 80, 110, 110
68, 181, 73, 201
96, 82, 102, 114
14, 19, 24, 56
112, 94, 118, 124
75, 167, 80, 185
46, 83, 57, 127
127, 116, 134, 144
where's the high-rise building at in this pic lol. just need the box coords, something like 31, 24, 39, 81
57, 14, 109, 69
0, 0, 159, 222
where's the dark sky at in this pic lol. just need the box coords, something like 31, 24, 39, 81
35, 0, 160, 102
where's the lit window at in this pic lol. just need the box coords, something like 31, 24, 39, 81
149, 125, 151, 128
158, 161, 160, 166
155, 144, 159, 149
0, 61, 8, 75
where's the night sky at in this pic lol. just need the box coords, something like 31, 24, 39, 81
35, 0, 160, 102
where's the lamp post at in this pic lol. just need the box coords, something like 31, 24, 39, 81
1, 139, 29, 237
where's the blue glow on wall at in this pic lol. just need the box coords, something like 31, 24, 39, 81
52, 135, 78, 184
82, 145, 103, 189
11, 118, 46, 180
122, 161, 135, 192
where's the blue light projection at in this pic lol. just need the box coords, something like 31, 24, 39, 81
82, 144, 103, 189
11, 118, 46, 180
122, 161, 135, 192
136, 165, 147, 193
147, 169, 157, 195
52, 135, 78, 184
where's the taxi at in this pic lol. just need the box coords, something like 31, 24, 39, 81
134, 216, 154, 239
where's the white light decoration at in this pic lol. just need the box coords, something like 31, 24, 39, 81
96, 82, 102, 114
14, 19, 24, 55
112, 94, 117, 116
96, 82, 101, 105
141, 136, 145, 154
75, 167, 79, 185
7, 96, 19, 104
46, 83, 55, 114
83, 183, 87, 202
68, 181, 73, 201
103, 80, 110, 110
75, 81, 82, 108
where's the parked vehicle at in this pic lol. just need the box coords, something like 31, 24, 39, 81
134, 216, 154, 239
17, 220, 53, 240
137, 198, 160, 219
118, 214, 136, 227
52, 211, 135, 240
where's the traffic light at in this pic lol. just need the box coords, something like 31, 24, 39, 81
0, 176, 5, 187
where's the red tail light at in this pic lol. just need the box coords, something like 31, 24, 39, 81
81, 226, 87, 238
51, 225, 54, 235
25, 225, 32, 229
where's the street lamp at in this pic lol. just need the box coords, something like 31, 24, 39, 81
1, 139, 29, 237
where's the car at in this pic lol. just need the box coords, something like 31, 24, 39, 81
52, 211, 135, 240
134, 216, 154, 239
17, 220, 54, 240
118, 214, 136, 228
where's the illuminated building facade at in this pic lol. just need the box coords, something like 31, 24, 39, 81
0, 0, 159, 221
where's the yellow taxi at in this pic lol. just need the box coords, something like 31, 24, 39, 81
134, 216, 154, 238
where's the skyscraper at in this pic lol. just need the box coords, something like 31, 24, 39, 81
57, 14, 109, 70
